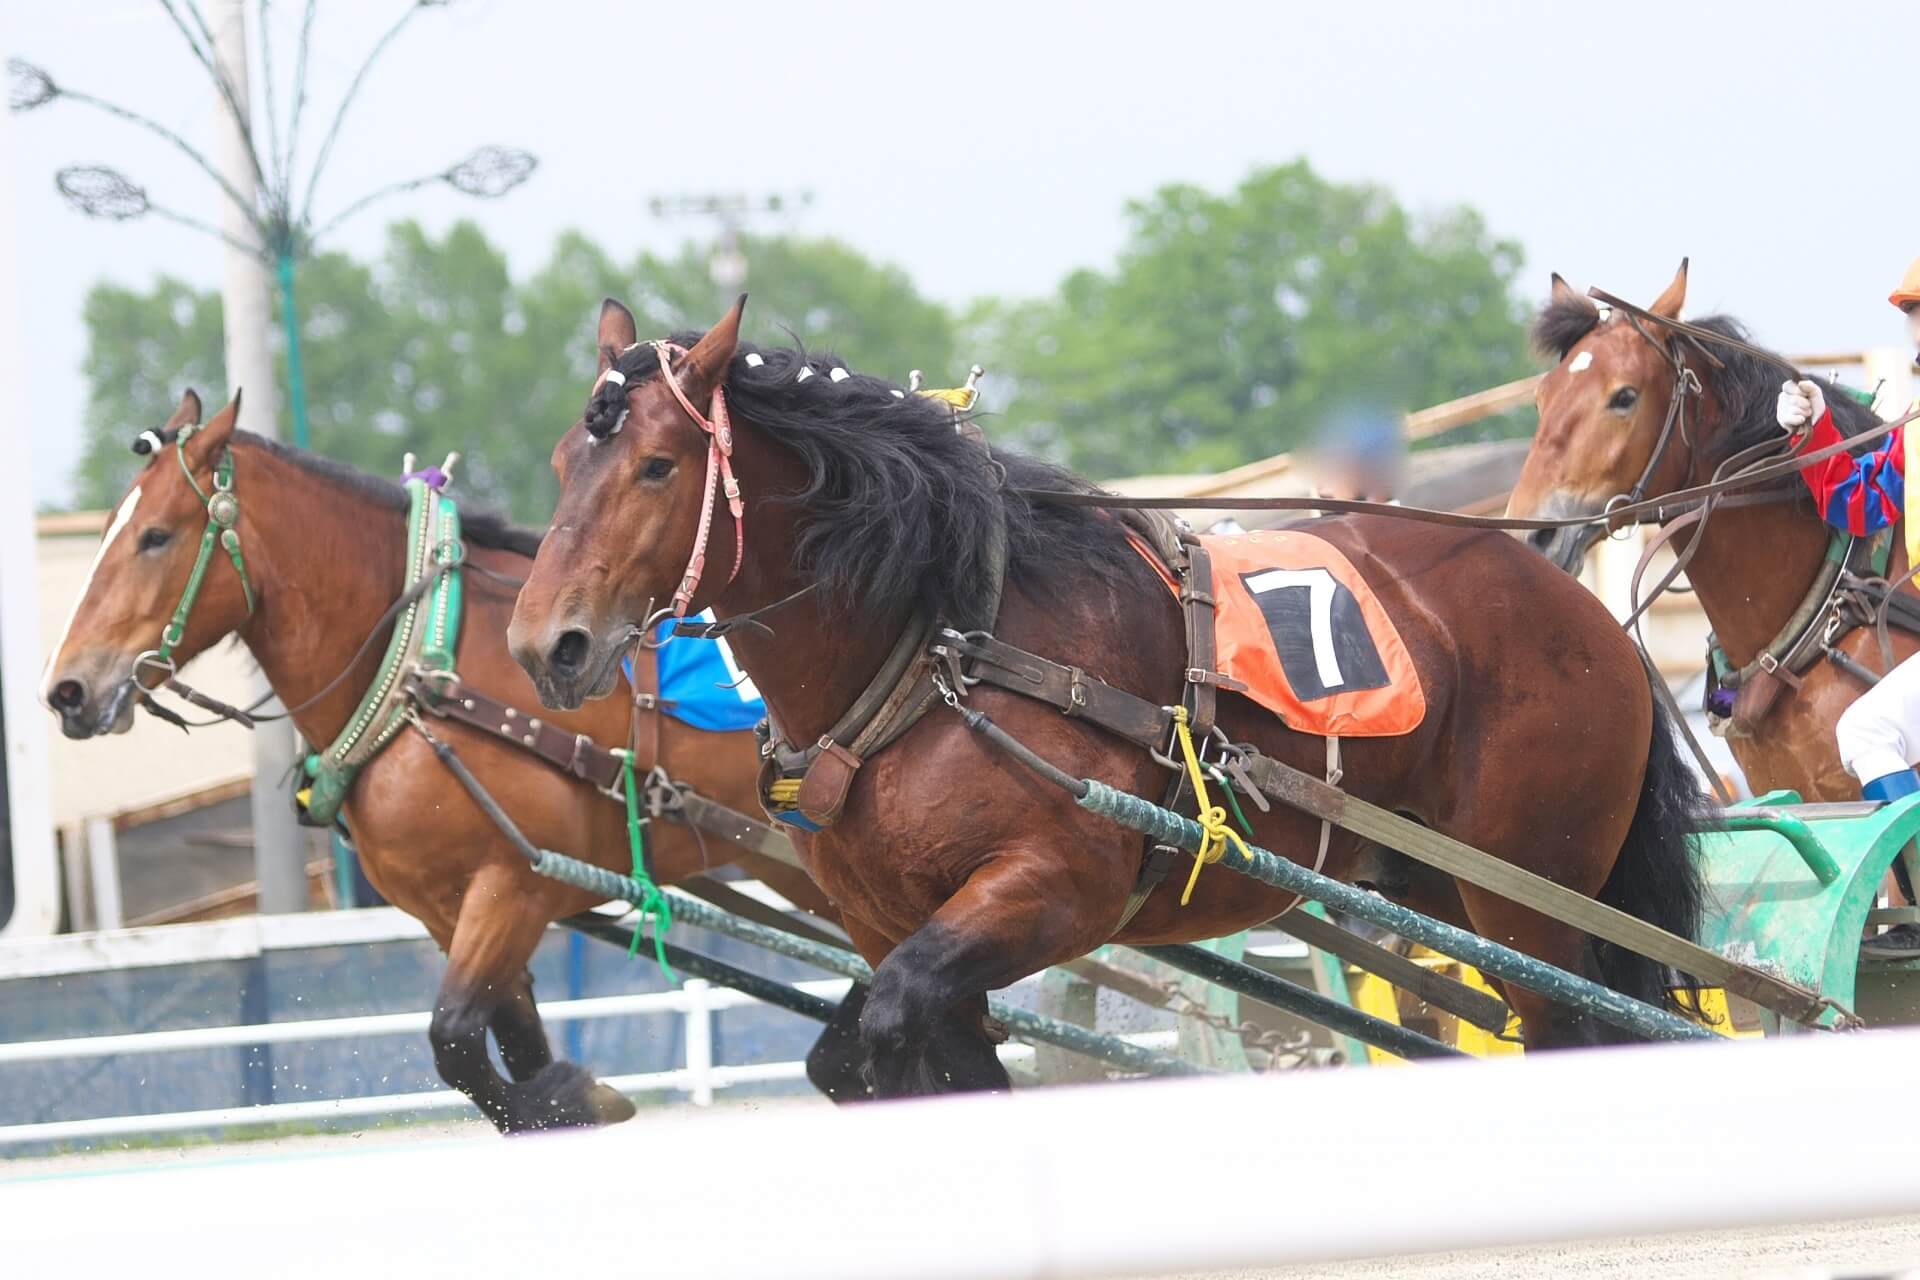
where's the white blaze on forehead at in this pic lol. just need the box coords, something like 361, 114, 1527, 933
39, 485, 143, 697
1568, 351, 1594, 374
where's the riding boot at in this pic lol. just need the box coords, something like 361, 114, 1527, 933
1860, 770, 1920, 960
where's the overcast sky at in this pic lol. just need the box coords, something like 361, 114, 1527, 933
8, 0, 1916, 508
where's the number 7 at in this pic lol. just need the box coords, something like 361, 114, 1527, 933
1243, 567, 1345, 689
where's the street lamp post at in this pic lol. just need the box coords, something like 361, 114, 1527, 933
11, 2, 536, 910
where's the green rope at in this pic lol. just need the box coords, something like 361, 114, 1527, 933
618, 751, 676, 982
1209, 764, 1257, 837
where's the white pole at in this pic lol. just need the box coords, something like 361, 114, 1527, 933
83, 815, 122, 932
684, 978, 715, 1107
209, 0, 307, 914
0, 18, 61, 940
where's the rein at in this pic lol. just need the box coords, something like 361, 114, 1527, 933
1012, 402, 1919, 532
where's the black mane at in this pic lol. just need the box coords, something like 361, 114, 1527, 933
1693, 316, 1884, 466
237, 431, 544, 557
589, 336, 1137, 620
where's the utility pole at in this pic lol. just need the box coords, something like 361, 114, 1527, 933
210, 0, 306, 914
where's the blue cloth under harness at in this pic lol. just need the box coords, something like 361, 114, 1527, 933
620, 612, 765, 733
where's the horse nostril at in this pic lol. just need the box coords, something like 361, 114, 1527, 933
549, 629, 591, 676
1528, 528, 1557, 555
50, 679, 87, 711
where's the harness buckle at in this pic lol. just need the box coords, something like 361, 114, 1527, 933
1064, 666, 1090, 713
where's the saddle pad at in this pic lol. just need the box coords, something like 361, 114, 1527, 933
620, 612, 767, 734
1199, 530, 1425, 737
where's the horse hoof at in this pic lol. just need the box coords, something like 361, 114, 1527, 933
503, 1061, 631, 1133
585, 1082, 637, 1124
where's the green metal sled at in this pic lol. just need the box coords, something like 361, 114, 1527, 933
1694, 790, 1920, 1030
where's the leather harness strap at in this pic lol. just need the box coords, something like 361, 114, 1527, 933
407, 671, 800, 866
408, 674, 625, 792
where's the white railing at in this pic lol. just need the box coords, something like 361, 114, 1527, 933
0, 909, 1186, 1146
0, 977, 851, 1147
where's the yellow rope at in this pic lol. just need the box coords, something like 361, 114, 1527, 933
1173, 705, 1251, 905
767, 777, 803, 805
916, 386, 978, 410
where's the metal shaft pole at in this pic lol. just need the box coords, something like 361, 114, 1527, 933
275, 254, 310, 450
0, 21, 59, 939
210, 0, 307, 914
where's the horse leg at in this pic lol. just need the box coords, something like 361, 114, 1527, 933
489, 971, 554, 1083
860, 860, 1082, 1099
436, 874, 635, 1133
804, 982, 877, 1103
1451, 888, 1622, 1050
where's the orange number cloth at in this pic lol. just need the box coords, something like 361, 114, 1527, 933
1135, 529, 1426, 738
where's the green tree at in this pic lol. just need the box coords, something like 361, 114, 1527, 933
978, 160, 1534, 478
73, 222, 961, 520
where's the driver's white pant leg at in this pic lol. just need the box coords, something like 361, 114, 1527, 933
1836, 649, 1920, 782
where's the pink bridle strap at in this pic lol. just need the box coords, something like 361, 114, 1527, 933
647, 340, 745, 617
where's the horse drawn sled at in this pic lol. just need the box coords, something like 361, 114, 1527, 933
37, 261, 1920, 1128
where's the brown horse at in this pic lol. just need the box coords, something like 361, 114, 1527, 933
1508, 261, 1912, 801
41, 390, 837, 1132
505, 297, 1710, 1095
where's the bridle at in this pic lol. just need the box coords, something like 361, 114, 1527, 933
594, 340, 745, 620
1601, 312, 1705, 536
131, 425, 257, 692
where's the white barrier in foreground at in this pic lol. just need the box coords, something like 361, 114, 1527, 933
9, 1027, 1920, 1279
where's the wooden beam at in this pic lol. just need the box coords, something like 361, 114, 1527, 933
112, 776, 252, 832
1243, 754, 1831, 1025
1267, 907, 1511, 1033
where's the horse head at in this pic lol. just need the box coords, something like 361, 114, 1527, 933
1507, 260, 1696, 571
42, 389, 253, 737
509, 297, 744, 710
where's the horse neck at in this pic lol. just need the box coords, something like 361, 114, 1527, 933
708, 438, 913, 746
230, 440, 409, 748
1674, 496, 1833, 667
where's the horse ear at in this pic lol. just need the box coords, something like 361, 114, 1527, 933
1650, 258, 1689, 319
678, 294, 747, 400
597, 298, 638, 375
164, 388, 203, 431
184, 389, 242, 469
1549, 273, 1582, 307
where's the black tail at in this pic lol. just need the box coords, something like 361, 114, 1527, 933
1590, 687, 1710, 1022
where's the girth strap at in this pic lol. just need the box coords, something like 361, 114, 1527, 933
942, 631, 1172, 753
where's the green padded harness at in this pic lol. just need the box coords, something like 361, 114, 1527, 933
300, 476, 464, 825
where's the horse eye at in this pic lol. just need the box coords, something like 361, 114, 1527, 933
1608, 387, 1639, 412
641, 457, 674, 481
137, 527, 172, 552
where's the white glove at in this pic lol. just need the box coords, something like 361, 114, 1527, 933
1776, 379, 1826, 432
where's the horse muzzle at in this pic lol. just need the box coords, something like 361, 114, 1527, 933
508, 617, 627, 712
1527, 522, 1607, 575
42, 657, 140, 739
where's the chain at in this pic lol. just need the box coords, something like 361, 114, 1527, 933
1156, 981, 1315, 1071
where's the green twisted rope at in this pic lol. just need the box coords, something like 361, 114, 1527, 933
618, 751, 676, 981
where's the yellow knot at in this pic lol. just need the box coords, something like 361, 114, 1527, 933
767, 777, 802, 806
1172, 706, 1251, 905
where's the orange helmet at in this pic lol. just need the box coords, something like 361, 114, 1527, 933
1892, 255, 1920, 310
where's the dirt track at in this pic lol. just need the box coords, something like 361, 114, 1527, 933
1156, 1215, 1920, 1279
12, 1121, 1920, 1278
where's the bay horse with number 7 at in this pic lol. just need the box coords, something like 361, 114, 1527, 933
40, 389, 838, 1132
510, 296, 1711, 1093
